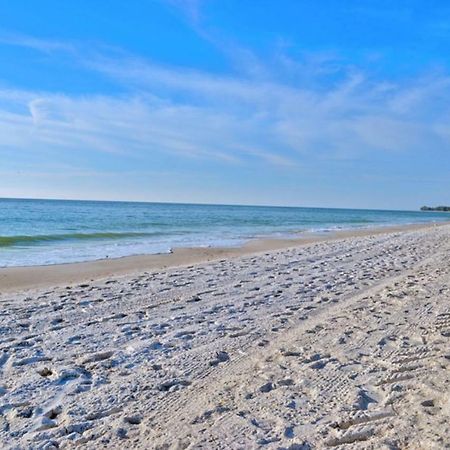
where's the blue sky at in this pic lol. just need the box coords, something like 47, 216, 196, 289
0, 0, 449, 209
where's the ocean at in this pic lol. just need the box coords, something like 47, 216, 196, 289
0, 198, 448, 267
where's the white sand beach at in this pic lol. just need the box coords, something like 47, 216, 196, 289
1, 224, 450, 449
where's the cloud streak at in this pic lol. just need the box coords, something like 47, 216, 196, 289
1, 33, 450, 178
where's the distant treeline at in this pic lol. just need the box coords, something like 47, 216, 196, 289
420, 206, 450, 212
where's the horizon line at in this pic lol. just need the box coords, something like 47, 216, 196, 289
0, 195, 426, 213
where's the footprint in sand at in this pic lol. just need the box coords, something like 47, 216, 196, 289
209, 351, 230, 366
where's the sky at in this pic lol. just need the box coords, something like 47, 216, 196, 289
0, 0, 449, 209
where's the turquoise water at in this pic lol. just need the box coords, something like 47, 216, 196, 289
0, 198, 448, 267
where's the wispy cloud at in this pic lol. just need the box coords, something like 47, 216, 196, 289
1, 33, 450, 176
0, 32, 75, 54
165, 0, 204, 24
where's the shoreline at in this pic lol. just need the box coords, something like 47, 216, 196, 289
0, 221, 448, 293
